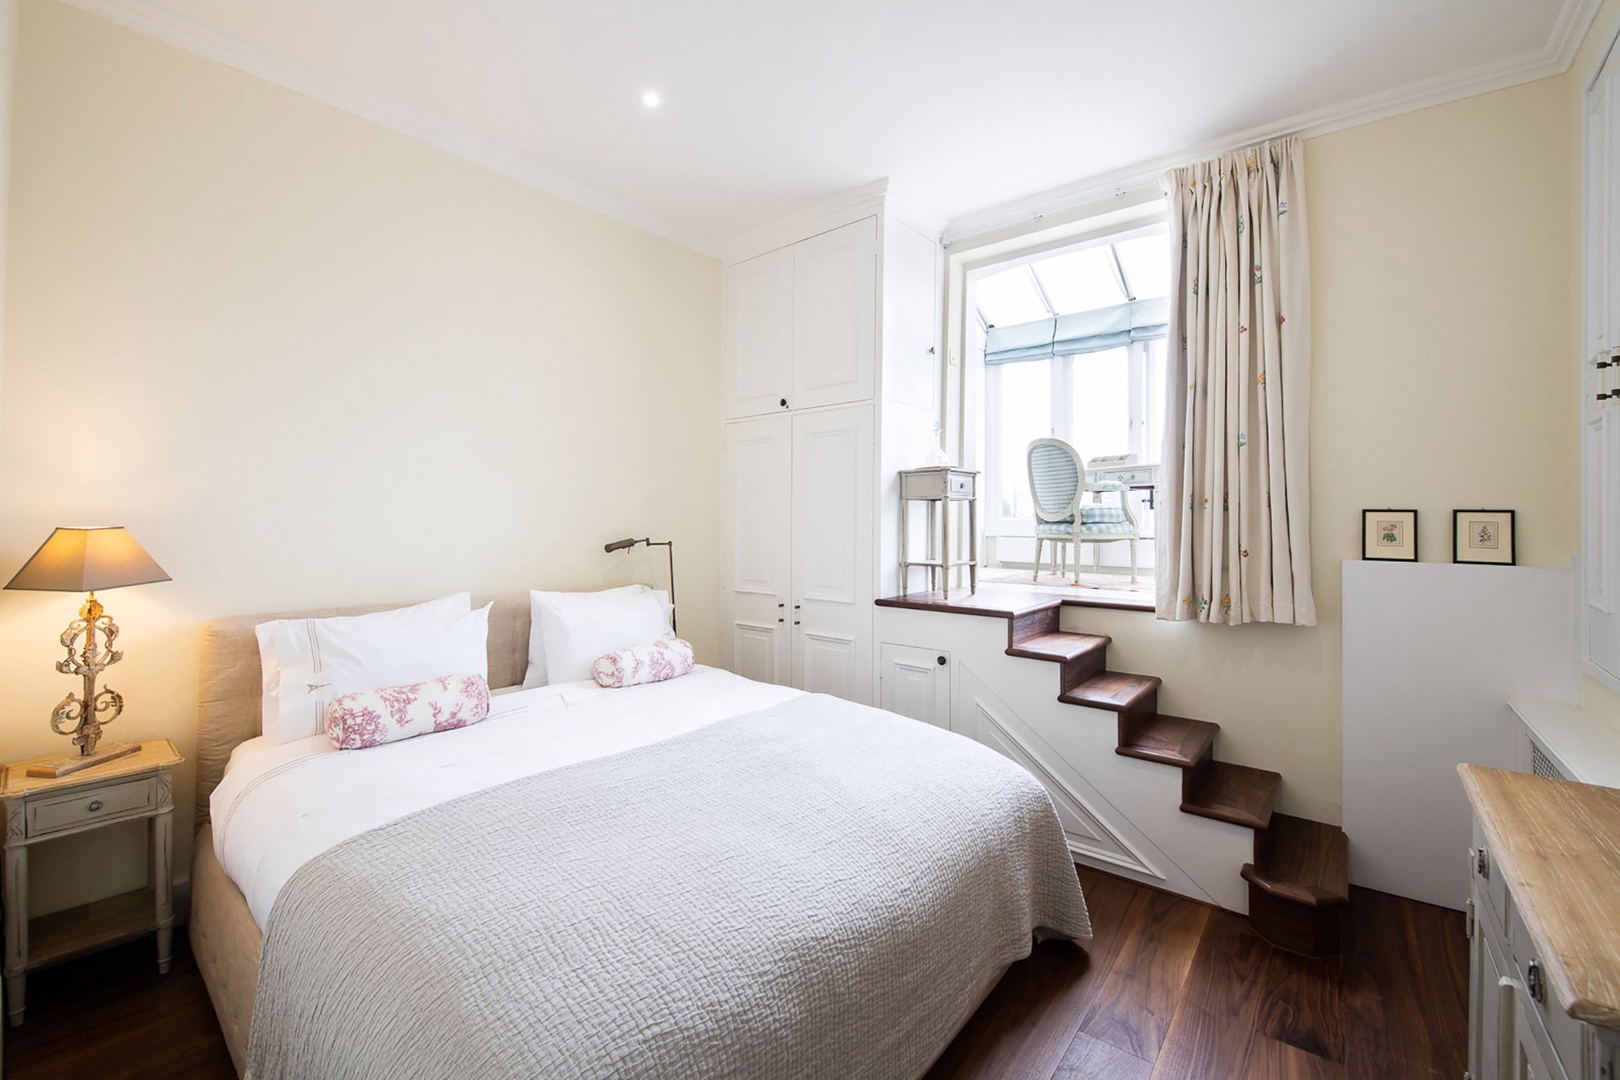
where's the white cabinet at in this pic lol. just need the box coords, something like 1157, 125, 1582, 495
722, 218, 878, 419
1467, 816, 1620, 1080
719, 183, 945, 707
1584, 45, 1620, 689
721, 405, 875, 703
878, 644, 951, 729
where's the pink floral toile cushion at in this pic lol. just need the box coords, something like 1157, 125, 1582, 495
324, 673, 492, 750
592, 638, 695, 688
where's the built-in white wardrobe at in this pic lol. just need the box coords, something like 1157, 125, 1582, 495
1586, 46, 1620, 691
720, 182, 943, 705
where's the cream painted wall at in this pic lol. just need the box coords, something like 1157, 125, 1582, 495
957, 75, 1580, 825
0, 0, 721, 914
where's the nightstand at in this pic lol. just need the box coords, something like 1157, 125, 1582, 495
1, 739, 183, 1027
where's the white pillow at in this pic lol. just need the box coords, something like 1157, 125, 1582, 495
255, 592, 472, 744
522, 585, 647, 688
533, 588, 673, 685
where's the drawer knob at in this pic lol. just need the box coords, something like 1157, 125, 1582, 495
87, 799, 104, 812
1527, 958, 1546, 1004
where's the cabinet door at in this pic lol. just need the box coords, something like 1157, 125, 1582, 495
883, 219, 943, 415
1586, 56, 1620, 686
879, 644, 950, 728
793, 218, 877, 410
791, 405, 874, 703
721, 414, 792, 686
1472, 901, 1507, 1080
1508, 995, 1559, 1080
722, 247, 795, 419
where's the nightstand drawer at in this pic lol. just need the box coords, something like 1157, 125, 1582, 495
26, 777, 156, 838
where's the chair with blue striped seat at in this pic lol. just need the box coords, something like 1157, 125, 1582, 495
1026, 437, 1139, 584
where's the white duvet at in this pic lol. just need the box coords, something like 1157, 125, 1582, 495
211, 666, 801, 929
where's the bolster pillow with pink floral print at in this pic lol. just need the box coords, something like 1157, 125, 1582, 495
324, 673, 492, 750
592, 638, 696, 688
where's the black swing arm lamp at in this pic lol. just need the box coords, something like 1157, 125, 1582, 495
603, 537, 676, 634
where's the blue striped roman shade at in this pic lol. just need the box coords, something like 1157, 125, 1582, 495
984, 297, 1170, 366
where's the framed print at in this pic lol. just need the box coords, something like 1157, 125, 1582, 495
1453, 509, 1516, 565
1362, 509, 1417, 562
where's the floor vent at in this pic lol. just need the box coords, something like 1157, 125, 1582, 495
1530, 742, 1567, 781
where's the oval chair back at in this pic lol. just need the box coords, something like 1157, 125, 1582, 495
1027, 438, 1084, 523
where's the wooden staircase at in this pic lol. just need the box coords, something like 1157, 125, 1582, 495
879, 591, 1349, 957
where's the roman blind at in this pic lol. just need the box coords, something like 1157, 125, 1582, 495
983, 297, 1169, 365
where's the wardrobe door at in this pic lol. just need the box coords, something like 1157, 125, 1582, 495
1587, 63, 1620, 685
790, 404, 875, 703
721, 414, 793, 686
722, 246, 795, 419
792, 218, 877, 411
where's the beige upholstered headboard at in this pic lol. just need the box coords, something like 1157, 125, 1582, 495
194, 592, 532, 830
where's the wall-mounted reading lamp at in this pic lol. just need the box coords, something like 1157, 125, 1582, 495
603, 537, 676, 634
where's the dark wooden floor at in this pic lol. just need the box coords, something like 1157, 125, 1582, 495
5, 868, 1466, 1080
927, 868, 1468, 1080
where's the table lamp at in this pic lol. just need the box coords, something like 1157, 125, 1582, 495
5, 526, 170, 777
604, 536, 676, 633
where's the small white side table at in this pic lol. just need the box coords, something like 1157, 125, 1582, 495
899, 467, 979, 597
2, 738, 183, 1027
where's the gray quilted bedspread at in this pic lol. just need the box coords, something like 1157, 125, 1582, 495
248, 694, 1091, 1080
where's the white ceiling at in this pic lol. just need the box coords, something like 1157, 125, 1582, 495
68, 0, 1597, 254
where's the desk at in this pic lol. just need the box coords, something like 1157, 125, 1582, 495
899, 467, 978, 597
1087, 462, 1160, 510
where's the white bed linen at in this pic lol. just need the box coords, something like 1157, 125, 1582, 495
211, 666, 800, 929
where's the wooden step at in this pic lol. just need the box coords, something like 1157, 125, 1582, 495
1116, 714, 1219, 769
1242, 814, 1349, 907
1006, 631, 1109, 665
1180, 761, 1280, 830
1242, 814, 1349, 957
1058, 671, 1159, 713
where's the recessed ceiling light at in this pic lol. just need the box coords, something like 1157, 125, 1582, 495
642, 91, 661, 109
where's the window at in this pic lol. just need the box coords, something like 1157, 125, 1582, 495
973, 223, 1171, 536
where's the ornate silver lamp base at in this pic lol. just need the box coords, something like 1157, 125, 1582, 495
28, 591, 136, 778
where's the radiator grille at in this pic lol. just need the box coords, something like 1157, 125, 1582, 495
1530, 742, 1567, 781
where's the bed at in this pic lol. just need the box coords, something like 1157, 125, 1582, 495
188, 591, 1090, 1079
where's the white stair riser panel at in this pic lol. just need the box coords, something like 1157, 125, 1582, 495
876, 604, 1254, 912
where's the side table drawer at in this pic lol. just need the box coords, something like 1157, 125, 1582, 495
27, 777, 156, 838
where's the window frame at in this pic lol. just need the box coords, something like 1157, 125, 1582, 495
970, 216, 1172, 540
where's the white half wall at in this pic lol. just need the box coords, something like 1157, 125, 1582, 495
1341, 560, 1576, 910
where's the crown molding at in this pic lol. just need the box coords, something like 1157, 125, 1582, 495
58, 0, 725, 256
719, 179, 890, 264
944, 0, 1603, 244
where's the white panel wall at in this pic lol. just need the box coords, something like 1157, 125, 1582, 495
1341, 561, 1576, 910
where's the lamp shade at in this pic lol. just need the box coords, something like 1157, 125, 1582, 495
5, 527, 170, 593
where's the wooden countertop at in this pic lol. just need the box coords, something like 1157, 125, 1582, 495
1460, 764, 1620, 1028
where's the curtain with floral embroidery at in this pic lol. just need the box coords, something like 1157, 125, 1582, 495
1157, 137, 1315, 626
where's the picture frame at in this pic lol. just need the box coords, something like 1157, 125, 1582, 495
1362, 509, 1418, 562
1452, 509, 1516, 566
